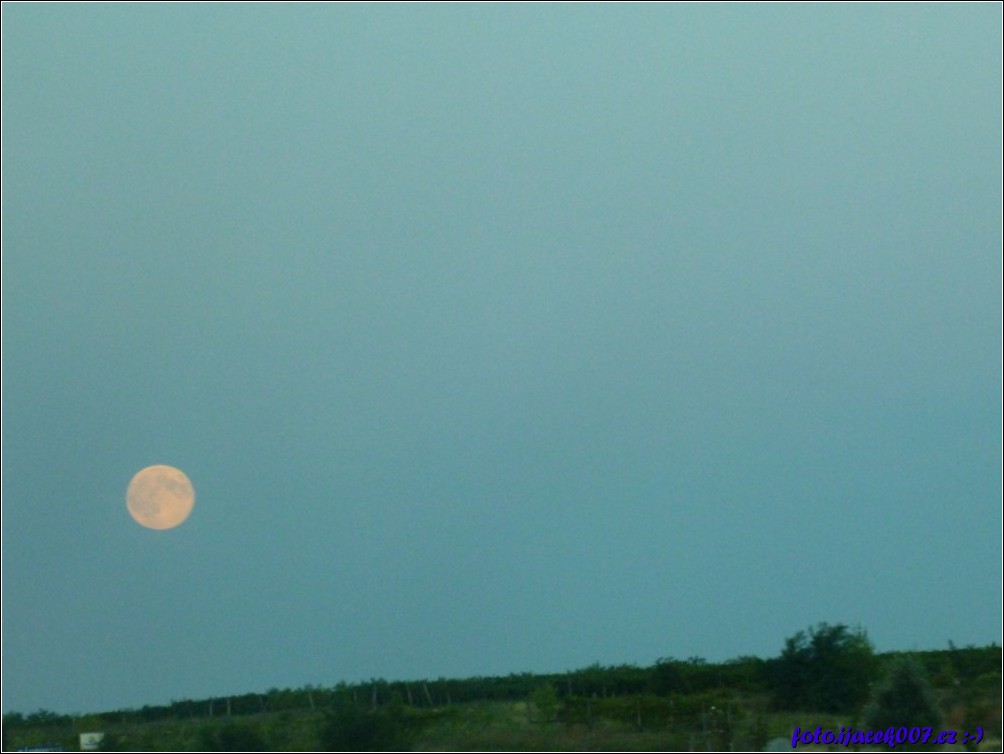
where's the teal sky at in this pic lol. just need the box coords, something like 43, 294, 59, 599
2, 4, 1000, 715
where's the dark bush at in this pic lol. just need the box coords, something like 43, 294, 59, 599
863, 658, 941, 751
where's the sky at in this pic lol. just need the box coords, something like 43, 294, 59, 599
2, 4, 1001, 716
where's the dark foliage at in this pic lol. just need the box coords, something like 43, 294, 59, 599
4, 629, 997, 753
319, 699, 412, 752
765, 622, 879, 713
863, 658, 941, 750
200, 722, 268, 752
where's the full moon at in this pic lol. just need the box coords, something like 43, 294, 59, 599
126, 465, 195, 530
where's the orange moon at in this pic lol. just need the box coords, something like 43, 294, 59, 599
126, 465, 195, 530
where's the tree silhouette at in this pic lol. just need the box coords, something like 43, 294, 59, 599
767, 623, 879, 713
863, 658, 941, 750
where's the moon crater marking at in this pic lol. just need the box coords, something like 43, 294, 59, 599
126, 465, 195, 530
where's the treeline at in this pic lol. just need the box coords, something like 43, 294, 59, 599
7, 660, 762, 729
4, 626, 999, 730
